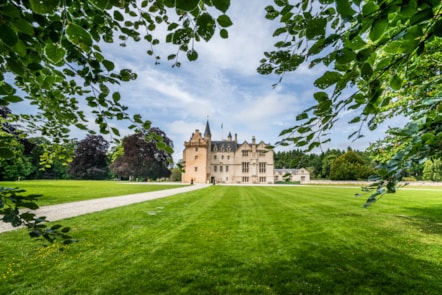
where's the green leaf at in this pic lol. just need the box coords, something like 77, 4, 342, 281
360, 63, 373, 80
314, 91, 329, 102
163, 0, 174, 8
187, 49, 198, 61
212, 0, 230, 13
102, 60, 115, 71
390, 75, 402, 90
335, 48, 356, 64
0, 83, 15, 95
44, 43, 66, 64
314, 71, 342, 89
220, 29, 229, 39
275, 0, 289, 6
133, 114, 142, 124
176, 0, 199, 11
369, 17, 388, 41
400, 0, 417, 18
306, 17, 326, 40
0, 24, 18, 47
66, 23, 93, 52
196, 13, 216, 42
336, 0, 355, 18
5, 95, 23, 103
217, 15, 233, 28
410, 8, 433, 26
29, 0, 59, 14
91, 0, 112, 10
111, 127, 120, 136
13, 39, 27, 57
112, 92, 121, 102
308, 39, 325, 55
296, 112, 308, 120
61, 226, 71, 233
11, 18, 35, 36
362, 2, 379, 16
113, 10, 124, 21
345, 35, 366, 50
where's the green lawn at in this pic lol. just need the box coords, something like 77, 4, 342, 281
0, 185, 441, 294
0, 180, 185, 205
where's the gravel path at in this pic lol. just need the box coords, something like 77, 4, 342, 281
0, 184, 210, 234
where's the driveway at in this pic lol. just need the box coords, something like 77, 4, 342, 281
0, 183, 210, 234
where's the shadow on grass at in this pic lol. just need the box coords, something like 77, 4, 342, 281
401, 205, 442, 235
99, 244, 441, 295
243, 248, 440, 295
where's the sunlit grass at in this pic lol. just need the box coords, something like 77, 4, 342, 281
0, 180, 185, 205
0, 185, 441, 294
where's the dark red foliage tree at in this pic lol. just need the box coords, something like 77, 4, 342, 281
68, 135, 109, 180
110, 128, 173, 180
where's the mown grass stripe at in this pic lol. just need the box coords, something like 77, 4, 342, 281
0, 185, 440, 294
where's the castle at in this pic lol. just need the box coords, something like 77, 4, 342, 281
182, 121, 310, 184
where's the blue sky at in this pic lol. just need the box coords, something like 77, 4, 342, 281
11, 1, 399, 164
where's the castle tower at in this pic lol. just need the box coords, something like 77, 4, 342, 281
182, 120, 211, 183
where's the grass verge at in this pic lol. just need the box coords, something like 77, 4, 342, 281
0, 185, 441, 294
0, 180, 184, 205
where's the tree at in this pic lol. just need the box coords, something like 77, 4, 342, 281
322, 153, 338, 179
330, 150, 377, 181
169, 167, 182, 182
27, 137, 74, 180
110, 128, 173, 180
259, 0, 442, 205
422, 159, 442, 181
68, 135, 109, 179
0, 107, 35, 180
0, 133, 34, 180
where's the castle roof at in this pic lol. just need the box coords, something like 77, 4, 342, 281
211, 140, 238, 152
204, 120, 211, 138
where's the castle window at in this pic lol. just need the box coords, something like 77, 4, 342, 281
214, 166, 217, 172
259, 177, 266, 183
226, 165, 229, 172
195, 155, 198, 160
242, 162, 249, 173
214, 155, 217, 160
242, 177, 249, 183
195, 147, 198, 152
194, 167, 198, 172
221, 155, 224, 160
227, 155, 230, 160
258, 150, 266, 157
220, 165, 223, 172
242, 150, 249, 157
259, 162, 266, 173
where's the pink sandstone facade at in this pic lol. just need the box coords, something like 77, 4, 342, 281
182, 121, 275, 184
